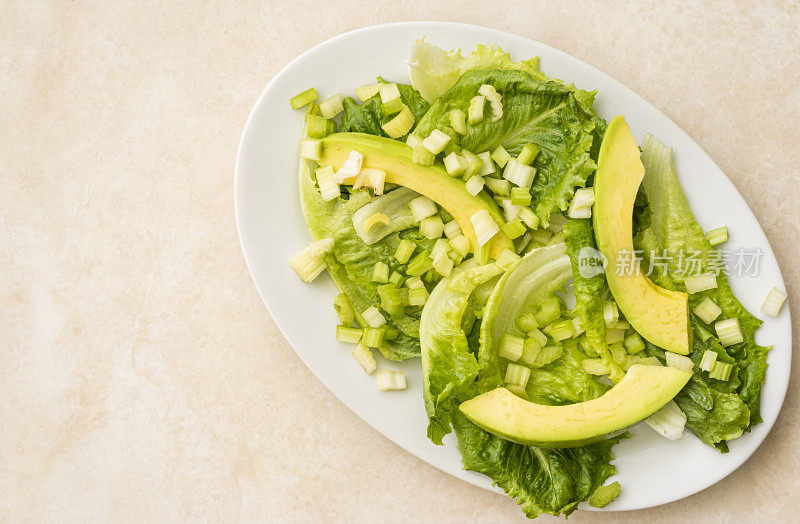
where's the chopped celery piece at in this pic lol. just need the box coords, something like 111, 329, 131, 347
419, 216, 445, 239
510, 187, 531, 206
528, 327, 548, 347
468, 95, 486, 124
465, 175, 485, 196
582, 358, 609, 375
449, 109, 467, 135
443, 152, 467, 176
319, 93, 344, 119
501, 218, 526, 240
518, 207, 540, 229
505, 384, 528, 400
534, 297, 561, 325
694, 297, 723, 324
571, 316, 585, 336
577, 334, 596, 356
382, 105, 415, 138
761, 287, 787, 317
315, 165, 340, 201
498, 198, 521, 222
609, 341, 626, 364
498, 334, 525, 361
470, 209, 499, 246
388, 271, 405, 287
405, 133, 423, 148
516, 313, 538, 332
484, 177, 511, 196
379, 82, 401, 103
462, 153, 483, 180
411, 145, 435, 165
409, 196, 437, 221
699, 350, 718, 372
477, 152, 496, 176
361, 306, 386, 328
495, 248, 521, 270
405, 276, 425, 289
408, 286, 428, 306
394, 239, 416, 264
362, 326, 386, 348
517, 143, 540, 166
443, 219, 462, 239
502, 158, 535, 189
709, 361, 733, 381
475, 243, 490, 265
352, 343, 376, 374
372, 261, 390, 283
715, 318, 743, 346
612, 320, 630, 330
645, 400, 686, 441
588, 482, 621, 509
478, 84, 503, 121
504, 363, 531, 387
519, 339, 541, 367
332, 149, 363, 183
406, 250, 434, 276
376, 369, 407, 391
381, 97, 403, 115
354, 83, 381, 102
665, 351, 693, 371
491, 145, 511, 168
299, 138, 322, 161
288, 237, 333, 282
336, 325, 363, 344
304, 102, 320, 119
706, 226, 728, 246
548, 319, 575, 341
605, 328, 626, 345
684, 272, 718, 294
362, 212, 390, 233
623, 333, 645, 354
334, 294, 355, 325
603, 301, 619, 326
290, 87, 318, 109
567, 187, 596, 219
306, 114, 330, 138
449, 235, 471, 256
422, 129, 451, 155
432, 250, 454, 277
378, 284, 408, 315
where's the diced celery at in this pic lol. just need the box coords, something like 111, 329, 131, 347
528, 327, 548, 348
465, 175, 485, 196
518, 207, 540, 229
519, 340, 542, 368
288, 237, 333, 282
503, 159, 535, 189
699, 350, 718, 372
332, 149, 363, 183
408, 286, 428, 306
443, 152, 467, 176
605, 328, 625, 344
477, 152, 496, 176
406, 250, 434, 276
315, 165, 340, 201
582, 358, 609, 375
665, 351, 693, 371
409, 196, 437, 221
381, 97, 403, 115
319, 93, 344, 119
708, 361, 733, 381
612, 320, 630, 330
468, 95, 485, 124
504, 363, 531, 387
432, 250, 454, 277
395, 239, 416, 264
470, 209, 499, 246
549, 319, 575, 342
421, 129, 451, 155
405, 276, 425, 289
379, 83, 401, 103
405, 134, 423, 148
372, 261, 390, 283
443, 220, 462, 239
491, 145, 511, 168
505, 384, 528, 400
462, 153, 483, 180
534, 298, 561, 325
516, 313, 538, 332
419, 216, 445, 239
706, 226, 728, 246
603, 301, 619, 326
694, 297, 723, 324
609, 341, 626, 364
623, 333, 645, 354
381, 105, 415, 138
715, 318, 743, 346
684, 272, 718, 294
495, 248, 521, 270
567, 187, 595, 219
290, 87, 318, 109
334, 293, 355, 325
449, 235, 471, 257
484, 177, 511, 196
352, 343, 376, 374
498, 334, 525, 361
411, 145, 435, 165
644, 400, 686, 441
517, 143, 540, 166
510, 187, 531, 206
299, 138, 322, 161
326, 119, 337, 135
498, 198, 521, 222
362, 326, 386, 348
304, 102, 320, 119
361, 306, 386, 328
761, 287, 787, 317
376, 369, 406, 390
377, 284, 408, 315
478, 84, 503, 121
388, 271, 405, 287
354, 83, 381, 102
475, 243, 490, 264
306, 114, 330, 138
436, 107, 460, 136
571, 316, 585, 336
501, 219, 526, 240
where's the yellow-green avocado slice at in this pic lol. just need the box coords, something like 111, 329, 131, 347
318, 132, 514, 259
593, 116, 692, 354
459, 364, 691, 448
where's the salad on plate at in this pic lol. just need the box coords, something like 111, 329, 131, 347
284, 40, 787, 518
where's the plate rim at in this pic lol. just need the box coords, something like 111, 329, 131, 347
234, 21, 792, 513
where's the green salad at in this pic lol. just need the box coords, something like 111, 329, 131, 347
286, 40, 786, 518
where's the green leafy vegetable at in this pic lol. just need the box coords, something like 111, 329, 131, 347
340, 79, 429, 137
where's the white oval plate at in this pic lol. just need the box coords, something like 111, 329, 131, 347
235, 22, 791, 512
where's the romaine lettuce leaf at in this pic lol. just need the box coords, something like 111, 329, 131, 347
413, 69, 602, 227
340, 79, 429, 137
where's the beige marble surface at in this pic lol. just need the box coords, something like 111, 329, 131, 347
2, 1, 798, 521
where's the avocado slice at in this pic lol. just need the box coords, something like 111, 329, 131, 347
459, 364, 691, 448
318, 133, 514, 259
593, 117, 692, 354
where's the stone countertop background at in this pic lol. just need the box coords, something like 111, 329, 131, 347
2, 1, 798, 521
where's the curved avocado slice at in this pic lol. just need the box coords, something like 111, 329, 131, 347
459, 364, 691, 448
593, 117, 692, 354
318, 133, 514, 259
